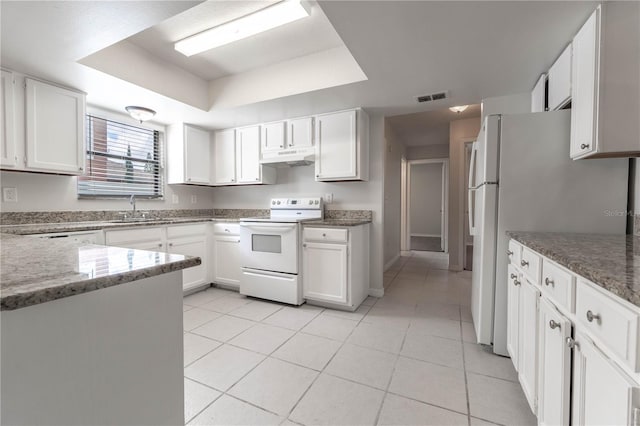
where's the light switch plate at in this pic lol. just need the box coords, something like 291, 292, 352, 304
324, 193, 333, 203
2, 187, 17, 203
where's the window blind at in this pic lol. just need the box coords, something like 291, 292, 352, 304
78, 115, 163, 198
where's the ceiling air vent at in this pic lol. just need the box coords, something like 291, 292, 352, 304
415, 90, 448, 103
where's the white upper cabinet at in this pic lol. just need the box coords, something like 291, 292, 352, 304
1, 69, 16, 168
570, 3, 640, 159
315, 108, 369, 182
261, 121, 286, 153
287, 117, 313, 148
25, 78, 85, 174
236, 125, 262, 183
213, 129, 236, 185
548, 43, 572, 111
167, 123, 211, 185
531, 74, 546, 113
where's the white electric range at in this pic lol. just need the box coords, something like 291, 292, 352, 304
239, 197, 323, 305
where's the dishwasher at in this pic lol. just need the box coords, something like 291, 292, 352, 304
30, 230, 104, 245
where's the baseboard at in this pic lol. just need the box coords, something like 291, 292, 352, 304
369, 287, 384, 298
410, 233, 440, 238
448, 263, 463, 272
384, 254, 400, 272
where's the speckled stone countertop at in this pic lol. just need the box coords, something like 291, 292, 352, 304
507, 232, 640, 307
0, 234, 201, 311
0, 217, 241, 235
303, 219, 372, 227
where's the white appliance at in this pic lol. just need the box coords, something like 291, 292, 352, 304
468, 110, 628, 356
260, 147, 315, 167
240, 197, 323, 304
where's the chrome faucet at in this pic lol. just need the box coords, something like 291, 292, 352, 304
129, 194, 136, 218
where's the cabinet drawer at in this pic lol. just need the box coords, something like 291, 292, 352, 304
507, 240, 522, 267
105, 227, 163, 245
303, 227, 348, 243
520, 248, 541, 284
541, 259, 575, 312
213, 223, 240, 236
576, 279, 640, 372
167, 224, 207, 239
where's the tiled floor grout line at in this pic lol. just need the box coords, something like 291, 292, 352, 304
459, 305, 473, 426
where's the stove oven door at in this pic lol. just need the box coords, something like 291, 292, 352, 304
239, 222, 299, 274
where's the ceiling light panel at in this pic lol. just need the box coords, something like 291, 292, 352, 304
175, 0, 311, 57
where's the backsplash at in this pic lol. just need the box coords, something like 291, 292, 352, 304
325, 209, 373, 220
635, 215, 640, 236
0, 209, 215, 225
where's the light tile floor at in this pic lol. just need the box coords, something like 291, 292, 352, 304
182, 254, 537, 426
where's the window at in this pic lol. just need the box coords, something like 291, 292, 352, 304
78, 115, 162, 198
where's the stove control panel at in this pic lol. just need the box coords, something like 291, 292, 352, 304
271, 198, 322, 209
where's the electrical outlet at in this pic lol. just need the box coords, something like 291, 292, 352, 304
172, 194, 179, 204
2, 187, 17, 203
191, 195, 197, 204
324, 193, 333, 204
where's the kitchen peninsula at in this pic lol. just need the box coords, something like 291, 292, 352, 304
0, 233, 200, 425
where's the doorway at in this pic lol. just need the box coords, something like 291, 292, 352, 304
464, 142, 475, 270
403, 159, 449, 253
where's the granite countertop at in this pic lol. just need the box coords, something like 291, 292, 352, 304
0, 233, 201, 311
507, 232, 639, 307
303, 219, 372, 227
0, 216, 241, 235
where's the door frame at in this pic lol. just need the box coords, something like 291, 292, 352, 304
402, 158, 449, 252
463, 140, 475, 269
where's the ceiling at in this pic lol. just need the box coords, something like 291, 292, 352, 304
387, 104, 481, 146
0, 1, 599, 130
126, 0, 345, 81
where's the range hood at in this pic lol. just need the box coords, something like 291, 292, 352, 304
260, 147, 315, 167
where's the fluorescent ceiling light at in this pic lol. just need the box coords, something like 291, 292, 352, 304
175, 0, 311, 57
449, 105, 469, 113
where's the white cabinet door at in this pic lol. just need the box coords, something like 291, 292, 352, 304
538, 298, 572, 426
518, 278, 540, 414
168, 236, 208, 291
236, 125, 261, 183
507, 264, 521, 370
1, 70, 16, 168
213, 129, 236, 184
261, 121, 285, 153
213, 235, 241, 287
531, 74, 546, 113
548, 44, 572, 111
25, 78, 85, 174
302, 241, 348, 304
315, 110, 357, 180
572, 331, 638, 426
287, 117, 313, 148
570, 8, 599, 158
184, 125, 210, 184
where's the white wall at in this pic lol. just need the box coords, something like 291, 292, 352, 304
406, 144, 449, 161
449, 117, 481, 271
383, 121, 405, 268
0, 106, 214, 212
481, 92, 532, 121
211, 115, 386, 294
410, 163, 442, 236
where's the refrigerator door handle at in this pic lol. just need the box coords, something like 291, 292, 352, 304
468, 142, 478, 190
468, 187, 477, 236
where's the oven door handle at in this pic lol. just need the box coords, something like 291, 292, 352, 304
240, 224, 297, 233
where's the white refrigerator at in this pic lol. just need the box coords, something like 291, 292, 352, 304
468, 110, 628, 356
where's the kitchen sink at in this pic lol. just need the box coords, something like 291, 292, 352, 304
109, 217, 164, 224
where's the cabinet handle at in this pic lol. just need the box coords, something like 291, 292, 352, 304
280, 145, 283, 148
580, 143, 590, 150
322, 233, 327, 237
231, 178, 235, 182
507, 250, 513, 256
586, 310, 601, 323
255, 178, 259, 181
169, 243, 173, 247
79, 167, 83, 171
158, 243, 163, 248
224, 229, 230, 232
316, 175, 320, 178
510, 273, 517, 279
187, 178, 192, 182
544, 277, 554, 286
303, 243, 307, 248
565, 337, 577, 349
236, 239, 240, 243
513, 279, 521, 286
549, 320, 561, 330
520, 260, 529, 267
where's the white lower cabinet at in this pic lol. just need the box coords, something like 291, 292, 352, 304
302, 224, 369, 310
105, 224, 208, 291
506, 264, 521, 370
538, 297, 572, 426
507, 238, 640, 425
518, 278, 540, 414
212, 223, 241, 289
572, 331, 638, 426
